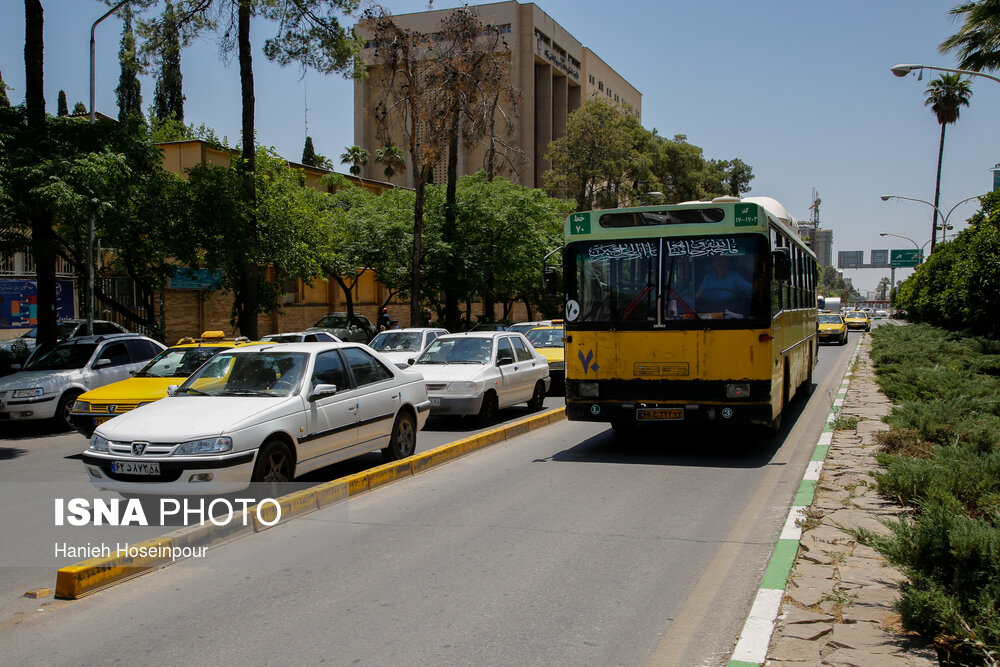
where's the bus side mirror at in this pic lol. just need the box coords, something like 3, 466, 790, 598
543, 266, 559, 297
772, 248, 792, 282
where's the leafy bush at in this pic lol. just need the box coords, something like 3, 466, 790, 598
861, 324, 1000, 662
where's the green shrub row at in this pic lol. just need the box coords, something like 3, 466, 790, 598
860, 324, 1000, 665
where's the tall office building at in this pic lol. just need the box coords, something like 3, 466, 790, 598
353, 1, 641, 189
798, 224, 834, 267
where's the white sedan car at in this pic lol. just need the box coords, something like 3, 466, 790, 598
0, 334, 165, 430
81, 342, 431, 496
369, 327, 449, 369
412, 331, 550, 425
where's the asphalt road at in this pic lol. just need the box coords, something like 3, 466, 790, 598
0, 330, 866, 665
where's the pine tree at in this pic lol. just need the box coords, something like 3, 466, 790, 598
302, 136, 317, 166
153, 1, 184, 121
72, 101, 87, 115
57, 89, 68, 116
115, 5, 143, 121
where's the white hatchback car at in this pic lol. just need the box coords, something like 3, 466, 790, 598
369, 327, 450, 369
81, 342, 430, 496
0, 334, 165, 430
412, 331, 550, 425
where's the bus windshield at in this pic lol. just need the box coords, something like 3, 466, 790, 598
566, 234, 768, 325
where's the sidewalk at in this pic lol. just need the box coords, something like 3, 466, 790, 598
764, 337, 938, 666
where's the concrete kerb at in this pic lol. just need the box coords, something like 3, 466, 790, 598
728, 344, 861, 666
54, 406, 567, 599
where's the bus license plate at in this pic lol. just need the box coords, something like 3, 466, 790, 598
637, 408, 684, 421
111, 461, 161, 475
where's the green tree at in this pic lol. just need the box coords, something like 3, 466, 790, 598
924, 73, 972, 254
147, 0, 186, 122
154, 0, 362, 337
181, 147, 335, 325
302, 135, 317, 166
819, 265, 847, 297
876, 276, 891, 301
0, 69, 10, 107
339, 145, 369, 176
374, 144, 405, 180
116, 4, 144, 122
72, 101, 87, 115
940, 0, 1000, 72
57, 90, 68, 116
544, 96, 653, 211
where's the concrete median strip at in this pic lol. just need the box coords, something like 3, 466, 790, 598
54, 406, 566, 599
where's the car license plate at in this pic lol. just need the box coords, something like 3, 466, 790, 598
94, 416, 113, 426
111, 460, 161, 475
636, 407, 684, 421
429, 397, 441, 406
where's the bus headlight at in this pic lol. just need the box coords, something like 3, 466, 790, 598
726, 383, 751, 399
578, 382, 599, 398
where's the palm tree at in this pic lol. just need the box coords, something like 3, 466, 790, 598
340, 145, 369, 178
939, 0, 1000, 72
924, 73, 972, 254
374, 144, 405, 180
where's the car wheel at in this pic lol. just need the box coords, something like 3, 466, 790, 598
382, 411, 417, 462
840, 332, 848, 346
252, 440, 294, 484
54, 391, 81, 431
527, 381, 546, 411
477, 391, 499, 427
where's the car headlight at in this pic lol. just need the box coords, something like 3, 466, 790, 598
12, 387, 43, 399
175, 436, 233, 455
446, 381, 479, 392
88, 434, 109, 452
74, 400, 91, 413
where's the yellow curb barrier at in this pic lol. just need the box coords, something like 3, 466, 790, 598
251, 488, 319, 532
313, 479, 350, 508
55, 535, 176, 599
54, 406, 566, 599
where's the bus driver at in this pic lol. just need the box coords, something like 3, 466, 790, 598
696, 255, 753, 315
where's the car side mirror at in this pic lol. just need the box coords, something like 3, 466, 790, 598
167, 384, 179, 396
497, 356, 514, 367
543, 266, 560, 297
309, 383, 338, 401
407, 358, 415, 366
93, 358, 111, 369
771, 247, 792, 282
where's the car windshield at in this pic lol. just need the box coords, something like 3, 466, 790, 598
137, 347, 221, 378
260, 334, 303, 343
315, 315, 348, 329
178, 351, 307, 397
417, 338, 493, 365
371, 332, 422, 352
526, 328, 564, 347
818, 315, 842, 324
26, 342, 97, 370
846, 312, 865, 318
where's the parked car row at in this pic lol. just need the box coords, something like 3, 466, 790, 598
2, 312, 563, 498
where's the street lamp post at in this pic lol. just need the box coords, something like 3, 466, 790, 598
879, 193, 984, 252
87, 0, 128, 336
891, 63, 1000, 85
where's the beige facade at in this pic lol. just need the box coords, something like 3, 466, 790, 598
354, 1, 641, 189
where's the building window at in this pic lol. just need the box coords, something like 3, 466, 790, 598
589, 74, 595, 84
598, 81, 603, 91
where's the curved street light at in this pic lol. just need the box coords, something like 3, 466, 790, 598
890, 63, 1000, 85
879, 193, 984, 252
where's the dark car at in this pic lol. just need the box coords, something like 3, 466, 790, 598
0, 319, 129, 377
308, 312, 377, 343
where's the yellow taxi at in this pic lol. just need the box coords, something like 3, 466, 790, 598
69, 331, 262, 437
525, 321, 565, 389
817, 313, 848, 345
843, 310, 871, 332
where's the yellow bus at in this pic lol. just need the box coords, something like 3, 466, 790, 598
561, 196, 817, 433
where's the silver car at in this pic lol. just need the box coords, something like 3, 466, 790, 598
0, 334, 165, 430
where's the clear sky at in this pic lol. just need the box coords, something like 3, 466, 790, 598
3, 0, 998, 294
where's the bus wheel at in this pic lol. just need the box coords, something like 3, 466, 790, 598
800, 353, 815, 398
767, 413, 782, 434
